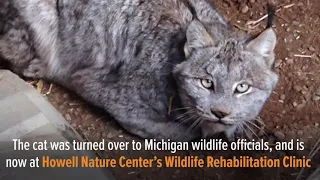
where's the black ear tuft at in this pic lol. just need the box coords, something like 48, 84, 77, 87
245, 3, 276, 45
266, 3, 276, 29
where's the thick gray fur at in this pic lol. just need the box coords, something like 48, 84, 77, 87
0, 0, 279, 141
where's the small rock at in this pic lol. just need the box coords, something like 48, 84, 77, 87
286, 58, 294, 64
315, 87, 320, 96
297, 130, 304, 136
297, 2, 304, 6
241, 5, 249, 14
85, 114, 93, 120
293, 85, 303, 92
59, 104, 66, 110
65, 113, 72, 121
293, 102, 298, 107
71, 123, 77, 128
301, 65, 308, 71
288, 52, 295, 57
292, 21, 300, 26
107, 132, 115, 139
296, 103, 306, 110
74, 110, 79, 116
249, 0, 255, 3
312, 96, 320, 101
315, 123, 319, 127
311, 54, 319, 60
102, 132, 108, 138
301, 90, 308, 95
309, 46, 315, 52
280, 94, 286, 100
274, 131, 285, 140
274, 59, 282, 67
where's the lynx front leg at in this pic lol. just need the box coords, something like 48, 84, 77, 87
0, 0, 48, 79
0, 27, 47, 79
22, 58, 46, 79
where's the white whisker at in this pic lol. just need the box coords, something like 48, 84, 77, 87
240, 123, 251, 139
186, 117, 201, 134
246, 120, 268, 137
243, 122, 260, 140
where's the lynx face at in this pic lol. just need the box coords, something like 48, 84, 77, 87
173, 20, 279, 138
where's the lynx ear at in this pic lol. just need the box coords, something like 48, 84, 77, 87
247, 28, 277, 68
184, 20, 214, 58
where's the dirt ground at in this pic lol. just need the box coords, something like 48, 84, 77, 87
23, 0, 320, 179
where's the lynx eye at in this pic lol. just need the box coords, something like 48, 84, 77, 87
235, 83, 251, 93
200, 79, 213, 89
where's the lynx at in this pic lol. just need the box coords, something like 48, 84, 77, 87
0, 0, 278, 141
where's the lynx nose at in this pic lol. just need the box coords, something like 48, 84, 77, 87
211, 109, 230, 119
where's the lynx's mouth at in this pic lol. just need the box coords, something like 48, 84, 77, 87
201, 121, 235, 137
197, 110, 237, 126
204, 119, 235, 126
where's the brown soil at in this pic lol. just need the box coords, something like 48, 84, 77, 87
25, 0, 320, 179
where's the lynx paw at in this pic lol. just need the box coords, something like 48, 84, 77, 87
22, 58, 46, 78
